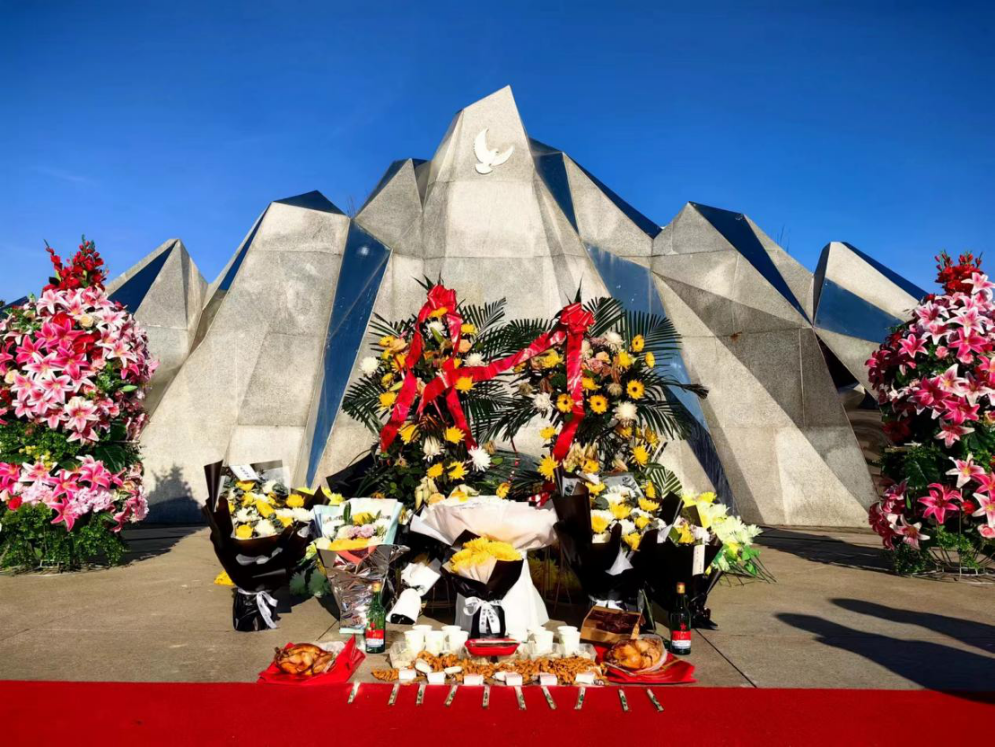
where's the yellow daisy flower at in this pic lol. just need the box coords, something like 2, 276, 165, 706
540, 426, 558, 441
582, 377, 599, 391
589, 395, 608, 414
626, 380, 645, 399
591, 515, 610, 534
379, 391, 397, 410
610, 503, 632, 520
496, 482, 511, 499
639, 497, 660, 513
556, 394, 574, 413
426, 462, 444, 479
631, 335, 645, 353
399, 423, 419, 444
538, 455, 559, 479
460, 323, 477, 335
644, 352, 656, 369
444, 426, 464, 444
448, 461, 467, 481
632, 445, 649, 467
616, 351, 633, 368
455, 376, 474, 393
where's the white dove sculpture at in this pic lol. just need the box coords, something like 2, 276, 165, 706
473, 128, 514, 175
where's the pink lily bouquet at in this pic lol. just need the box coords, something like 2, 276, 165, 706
867, 251, 995, 574
0, 239, 157, 571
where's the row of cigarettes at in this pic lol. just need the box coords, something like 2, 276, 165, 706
347, 681, 665, 712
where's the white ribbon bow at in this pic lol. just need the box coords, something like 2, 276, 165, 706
462, 597, 502, 635
238, 589, 278, 629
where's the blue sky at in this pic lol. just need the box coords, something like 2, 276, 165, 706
1, 0, 992, 301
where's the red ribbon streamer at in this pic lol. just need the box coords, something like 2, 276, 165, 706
379, 286, 594, 463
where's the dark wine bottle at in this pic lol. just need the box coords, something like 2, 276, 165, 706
669, 582, 692, 656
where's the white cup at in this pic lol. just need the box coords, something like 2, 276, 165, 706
532, 629, 554, 654
507, 627, 528, 642
447, 630, 469, 653
403, 629, 425, 654
425, 630, 446, 655
557, 625, 578, 636
560, 630, 581, 655
413, 624, 432, 633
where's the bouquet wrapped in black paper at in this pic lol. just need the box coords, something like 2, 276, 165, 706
203, 461, 322, 631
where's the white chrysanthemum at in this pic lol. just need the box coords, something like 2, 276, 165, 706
422, 437, 443, 460
466, 353, 485, 367
261, 480, 277, 495
619, 519, 636, 536
360, 356, 380, 375
255, 519, 277, 537
605, 332, 624, 349
468, 446, 492, 472
691, 525, 711, 543
607, 382, 623, 397
291, 508, 313, 523
532, 392, 553, 414
614, 401, 637, 422
593, 531, 611, 544
234, 508, 254, 523
426, 320, 445, 336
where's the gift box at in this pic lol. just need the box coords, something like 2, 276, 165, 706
580, 606, 643, 645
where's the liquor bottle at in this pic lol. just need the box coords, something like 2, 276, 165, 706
365, 582, 387, 654
668, 582, 692, 656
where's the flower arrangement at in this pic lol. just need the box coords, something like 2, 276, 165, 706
677, 492, 766, 578
315, 500, 392, 552
588, 479, 669, 553
0, 239, 157, 571
866, 251, 995, 574
224, 477, 313, 540
342, 281, 527, 510
494, 298, 704, 499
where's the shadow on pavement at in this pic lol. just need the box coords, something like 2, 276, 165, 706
833, 598, 995, 655
777, 612, 995, 701
759, 528, 891, 572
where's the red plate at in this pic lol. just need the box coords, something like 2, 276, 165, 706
465, 638, 520, 657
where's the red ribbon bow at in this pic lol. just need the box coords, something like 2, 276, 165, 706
379, 288, 595, 463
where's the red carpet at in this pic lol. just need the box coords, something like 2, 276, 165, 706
2, 680, 993, 746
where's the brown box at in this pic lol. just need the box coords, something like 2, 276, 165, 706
580, 606, 642, 644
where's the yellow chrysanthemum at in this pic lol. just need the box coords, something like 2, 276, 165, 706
540, 426, 558, 441
588, 481, 607, 495
539, 455, 559, 479
618, 426, 633, 439
379, 391, 397, 410
353, 512, 375, 526
582, 458, 600, 474
255, 499, 274, 517
460, 323, 477, 335
428, 306, 448, 319
329, 538, 374, 551
234, 524, 253, 540
639, 497, 660, 513
426, 463, 444, 479
632, 445, 649, 467
380, 373, 395, 389
591, 515, 610, 534
644, 428, 658, 446
450, 489, 469, 502
391, 353, 407, 372
287, 494, 305, 508
541, 350, 562, 369
496, 482, 511, 499
582, 377, 599, 391
235, 480, 256, 492
556, 394, 574, 413
698, 492, 717, 504
623, 532, 642, 551
444, 426, 464, 444
631, 335, 645, 353
626, 380, 645, 399
589, 395, 608, 414
635, 515, 651, 530
379, 335, 395, 348
448, 462, 467, 481
610, 502, 632, 520
676, 524, 696, 544
644, 352, 656, 369
328, 492, 345, 506
643, 481, 657, 499
277, 513, 294, 527
214, 570, 234, 586
399, 423, 420, 444
616, 351, 633, 368
455, 376, 474, 393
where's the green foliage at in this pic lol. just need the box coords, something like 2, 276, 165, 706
0, 503, 126, 571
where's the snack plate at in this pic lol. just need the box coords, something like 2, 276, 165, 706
602, 634, 668, 674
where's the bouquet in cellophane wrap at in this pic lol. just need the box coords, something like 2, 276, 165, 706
203, 460, 322, 631
411, 490, 557, 635
310, 496, 407, 633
